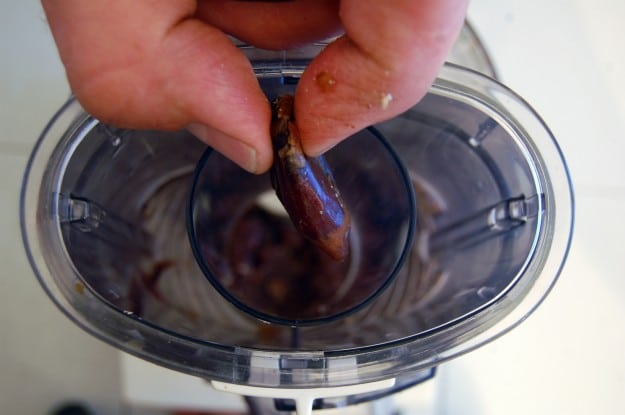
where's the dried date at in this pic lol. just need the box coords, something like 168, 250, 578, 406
269, 95, 351, 260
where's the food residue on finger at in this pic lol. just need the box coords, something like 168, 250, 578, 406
380, 92, 393, 109
314, 71, 337, 93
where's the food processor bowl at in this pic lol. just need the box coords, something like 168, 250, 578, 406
20, 26, 572, 415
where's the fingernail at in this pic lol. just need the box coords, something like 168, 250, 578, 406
187, 123, 258, 173
304, 141, 339, 158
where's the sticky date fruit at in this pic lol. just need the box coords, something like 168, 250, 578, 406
270, 95, 351, 260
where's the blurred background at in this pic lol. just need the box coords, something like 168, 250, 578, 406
2, 0, 624, 414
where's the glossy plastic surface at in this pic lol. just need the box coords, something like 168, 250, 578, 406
188, 126, 415, 325
20, 41, 572, 388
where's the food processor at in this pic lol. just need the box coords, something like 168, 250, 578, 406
20, 23, 573, 415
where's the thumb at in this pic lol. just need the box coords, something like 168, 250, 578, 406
42, 0, 273, 173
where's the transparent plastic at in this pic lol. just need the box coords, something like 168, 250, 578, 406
20, 32, 572, 391
188, 126, 416, 325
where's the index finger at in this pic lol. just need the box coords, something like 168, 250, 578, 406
295, 0, 469, 156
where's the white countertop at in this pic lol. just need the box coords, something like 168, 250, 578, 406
2, 1, 624, 414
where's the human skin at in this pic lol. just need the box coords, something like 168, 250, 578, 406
42, 0, 469, 173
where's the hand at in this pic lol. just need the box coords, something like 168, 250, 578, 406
42, 0, 468, 173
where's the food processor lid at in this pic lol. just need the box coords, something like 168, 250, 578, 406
20, 62, 573, 388
186, 124, 417, 326
20, 21, 572, 409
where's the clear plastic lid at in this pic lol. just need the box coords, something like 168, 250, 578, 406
20, 30, 572, 391
187, 124, 416, 325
